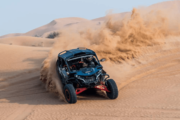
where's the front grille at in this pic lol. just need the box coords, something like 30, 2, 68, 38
84, 76, 96, 83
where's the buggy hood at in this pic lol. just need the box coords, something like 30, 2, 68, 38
75, 67, 102, 76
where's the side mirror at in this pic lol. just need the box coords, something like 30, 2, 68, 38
100, 58, 106, 62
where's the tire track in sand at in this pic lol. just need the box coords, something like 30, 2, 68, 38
117, 60, 180, 91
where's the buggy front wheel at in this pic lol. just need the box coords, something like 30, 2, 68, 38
64, 84, 77, 104
106, 79, 118, 99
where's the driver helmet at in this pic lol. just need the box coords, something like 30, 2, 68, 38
86, 56, 93, 62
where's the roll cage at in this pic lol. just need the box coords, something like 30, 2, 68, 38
57, 48, 101, 73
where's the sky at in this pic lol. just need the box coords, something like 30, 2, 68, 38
0, 0, 169, 36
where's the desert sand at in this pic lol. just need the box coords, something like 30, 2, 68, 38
1, 1, 180, 120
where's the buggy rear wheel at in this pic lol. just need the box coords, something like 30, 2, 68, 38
106, 79, 118, 99
64, 84, 77, 104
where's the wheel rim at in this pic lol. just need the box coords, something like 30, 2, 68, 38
65, 89, 71, 101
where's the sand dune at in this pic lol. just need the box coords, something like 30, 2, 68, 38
1, 0, 180, 120
0, 36, 55, 47
0, 17, 101, 39
0, 33, 23, 39
0, 44, 50, 81
24, 17, 90, 37
41, 20, 102, 38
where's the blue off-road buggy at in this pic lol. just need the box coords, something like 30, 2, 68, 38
56, 47, 118, 103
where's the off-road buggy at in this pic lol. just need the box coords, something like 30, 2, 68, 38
56, 47, 118, 103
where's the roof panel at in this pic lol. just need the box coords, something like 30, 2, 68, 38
58, 48, 95, 60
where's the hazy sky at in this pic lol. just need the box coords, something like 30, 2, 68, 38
0, 0, 169, 36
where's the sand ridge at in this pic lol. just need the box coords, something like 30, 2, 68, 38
0, 36, 55, 47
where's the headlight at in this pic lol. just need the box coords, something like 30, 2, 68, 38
75, 75, 86, 82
